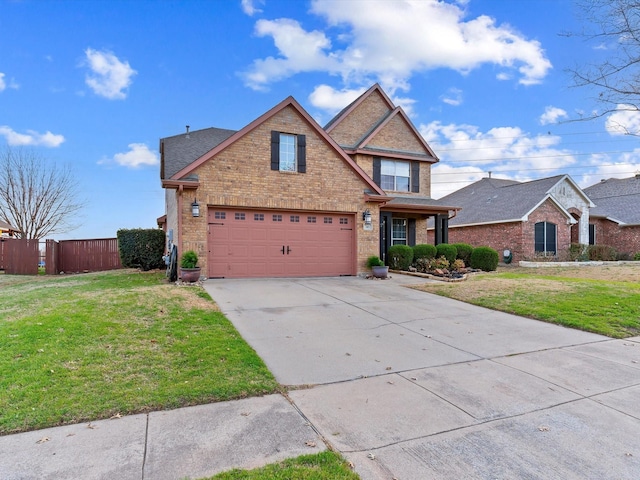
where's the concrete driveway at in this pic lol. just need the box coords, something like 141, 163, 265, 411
204, 275, 640, 480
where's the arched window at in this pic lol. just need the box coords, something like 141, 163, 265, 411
534, 222, 556, 255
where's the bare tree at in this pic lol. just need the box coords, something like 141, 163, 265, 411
565, 0, 640, 134
0, 147, 84, 239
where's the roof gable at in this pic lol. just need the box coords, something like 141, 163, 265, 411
324, 83, 395, 135
163, 96, 385, 195
356, 107, 438, 161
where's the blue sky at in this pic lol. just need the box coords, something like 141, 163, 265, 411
1, 0, 639, 239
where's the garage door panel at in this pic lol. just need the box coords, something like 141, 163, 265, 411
208, 208, 354, 278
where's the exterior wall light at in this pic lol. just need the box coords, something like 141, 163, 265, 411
363, 209, 372, 228
191, 199, 200, 217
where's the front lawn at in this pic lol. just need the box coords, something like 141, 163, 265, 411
206, 451, 359, 480
411, 264, 640, 338
0, 270, 279, 434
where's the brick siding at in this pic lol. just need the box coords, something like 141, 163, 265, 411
592, 218, 640, 256
179, 105, 379, 273
328, 90, 392, 147
427, 198, 573, 262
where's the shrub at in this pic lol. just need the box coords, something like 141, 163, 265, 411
388, 245, 414, 270
635, 252, 640, 261
413, 243, 437, 261
588, 244, 617, 261
452, 243, 473, 264
436, 244, 457, 264
470, 246, 499, 272
366, 255, 384, 268
616, 251, 631, 261
180, 250, 199, 268
451, 259, 465, 271
117, 228, 166, 271
431, 256, 450, 270
567, 243, 589, 261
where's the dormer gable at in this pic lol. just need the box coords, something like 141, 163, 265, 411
325, 84, 437, 162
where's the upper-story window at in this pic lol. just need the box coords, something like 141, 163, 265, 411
279, 134, 296, 172
271, 131, 306, 173
373, 157, 419, 193
381, 160, 410, 191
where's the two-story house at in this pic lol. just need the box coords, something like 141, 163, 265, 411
159, 84, 458, 278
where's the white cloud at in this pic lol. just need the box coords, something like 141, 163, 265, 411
441, 87, 463, 106
578, 153, 640, 189
539, 106, 568, 125
241, 0, 264, 16
243, 18, 338, 90
108, 143, 159, 168
421, 121, 577, 198
309, 84, 366, 112
84, 48, 137, 100
605, 105, 640, 136
0, 126, 65, 147
0, 72, 19, 91
243, 0, 552, 91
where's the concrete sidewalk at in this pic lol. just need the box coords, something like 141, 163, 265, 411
2, 274, 639, 479
0, 394, 326, 480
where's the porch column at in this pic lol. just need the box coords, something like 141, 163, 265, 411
435, 214, 449, 245
579, 206, 590, 244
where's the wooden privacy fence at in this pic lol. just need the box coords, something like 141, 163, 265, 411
0, 237, 122, 275
0, 237, 39, 275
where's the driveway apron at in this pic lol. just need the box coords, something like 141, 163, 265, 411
204, 275, 640, 480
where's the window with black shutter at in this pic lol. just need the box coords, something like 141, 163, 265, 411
270, 131, 306, 173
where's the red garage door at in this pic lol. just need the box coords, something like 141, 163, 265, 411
207, 208, 355, 278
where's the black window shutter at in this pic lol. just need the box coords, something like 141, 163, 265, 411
297, 134, 306, 173
373, 157, 381, 186
534, 222, 544, 252
408, 218, 416, 246
270, 131, 280, 171
547, 222, 556, 253
411, 161, 420, 193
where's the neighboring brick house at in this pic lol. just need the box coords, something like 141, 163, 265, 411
159, 84, 459, 278
427, 175, 594, 263
583, 175, 640, 257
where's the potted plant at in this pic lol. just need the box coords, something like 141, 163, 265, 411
366, 255, 388, 279
180, 250, 201, 282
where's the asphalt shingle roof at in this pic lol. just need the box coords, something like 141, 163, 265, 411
161, 127, 236, 180
438, 175, 568, 226
584, 176, 640, 225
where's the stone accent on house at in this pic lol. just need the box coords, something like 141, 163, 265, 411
548, 180, 590, 244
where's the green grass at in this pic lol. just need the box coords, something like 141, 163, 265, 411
0, 270, 279, 434
414, 271, 640, 338
204, 451, 359, 480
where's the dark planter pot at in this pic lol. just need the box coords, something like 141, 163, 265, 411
180, 267, 201, 283
371, 265, 389, 279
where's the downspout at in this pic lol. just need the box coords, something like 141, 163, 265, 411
177, 184, 183, 256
